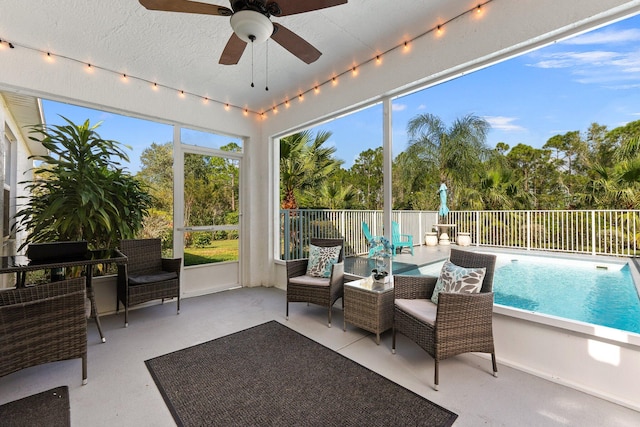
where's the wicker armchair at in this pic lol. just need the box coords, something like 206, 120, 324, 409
286, 238, 344, 327
117, 239, 181, 327
392, 248, 497, 390
0, 278, 88, 384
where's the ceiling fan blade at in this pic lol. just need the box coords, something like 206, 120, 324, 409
271, 23, 321, 64
139, 0, 232, 16
269, 0, 347, 16
219, 33, 247, 65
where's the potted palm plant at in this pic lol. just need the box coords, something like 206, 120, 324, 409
15, 116, 152, 252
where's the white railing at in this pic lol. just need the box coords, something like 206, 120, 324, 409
280, 209, 639, 260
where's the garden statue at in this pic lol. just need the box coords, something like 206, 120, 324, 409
438, 182, 449, 219
435, 183, 455, 245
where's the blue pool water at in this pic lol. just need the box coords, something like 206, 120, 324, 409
405, 253, 640, 334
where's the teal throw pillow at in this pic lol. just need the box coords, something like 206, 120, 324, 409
306, 244, 341, 278
431, 260, 486, 304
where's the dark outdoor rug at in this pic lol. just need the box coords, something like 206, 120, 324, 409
0, 386, 70, 427
145, 321, 457, 427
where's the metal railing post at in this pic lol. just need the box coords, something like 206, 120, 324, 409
283, 210, 290, 260
527, 211, 531, 251
475, 211, 480, 247
591, 210, 596, 256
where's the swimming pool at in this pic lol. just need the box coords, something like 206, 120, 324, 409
404, 252, 640, 334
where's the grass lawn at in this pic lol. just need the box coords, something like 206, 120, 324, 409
184, 239, 239, 266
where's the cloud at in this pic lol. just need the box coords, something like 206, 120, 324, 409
527, 47, 640, 86
392, 103, 407, 112
483, 116, 526, 132
529, 51, 620, 69
417, 104, 427, 110
563, 28, 640, 45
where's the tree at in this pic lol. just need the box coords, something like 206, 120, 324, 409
350, 147, 384, 209
279, 130, 342, 209
505, 144, 563, 208
301, 181, 355, 209
606, 119, 640, 157
137, 142, 173, 212
15, 116, 152, 250
586, 123, 614, 168
404, 113, 491, 209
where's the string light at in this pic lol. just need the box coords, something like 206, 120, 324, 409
0, 0, 492, 118
298, 93, 304, 102
264, 0, 491, 114
0, 39, 15, 49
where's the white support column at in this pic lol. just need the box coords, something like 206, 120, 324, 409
173, 125, 184, 260
382, 98, 393, 261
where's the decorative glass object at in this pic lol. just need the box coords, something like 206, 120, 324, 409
369, 236, 393, 283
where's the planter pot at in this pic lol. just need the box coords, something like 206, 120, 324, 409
92, 274, 118, 316
457, 232, 471, 246
425, 232, 438, 246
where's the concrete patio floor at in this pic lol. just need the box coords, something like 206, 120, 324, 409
1, 280, 639, 426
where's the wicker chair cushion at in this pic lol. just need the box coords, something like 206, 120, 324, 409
395, 298, 438, 326
288, 275, 331, 287
306, 244, 341, 278
431, 260, 486, 304
129, 271, 178, 286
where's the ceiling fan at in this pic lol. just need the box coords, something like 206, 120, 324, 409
139, 0, 348, 65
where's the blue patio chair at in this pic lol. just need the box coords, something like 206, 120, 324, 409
392, 221, 414, 255
362, 222, 383, 258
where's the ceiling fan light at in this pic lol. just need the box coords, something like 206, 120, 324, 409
230, 10, 274, 44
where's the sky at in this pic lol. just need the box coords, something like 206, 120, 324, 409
42, 13, 640, 172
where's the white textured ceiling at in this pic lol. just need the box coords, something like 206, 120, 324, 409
0, 0, 473, 113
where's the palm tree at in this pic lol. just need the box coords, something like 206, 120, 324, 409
300, 181, 355, 209
584, 160, 640, 209
405, 113, 491, 209
279, 130, 342, 209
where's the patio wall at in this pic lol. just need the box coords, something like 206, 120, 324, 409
493, 306, 640, 412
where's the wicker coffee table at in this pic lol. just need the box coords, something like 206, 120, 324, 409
343, 276, 394, 344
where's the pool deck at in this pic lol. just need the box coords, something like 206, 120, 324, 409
345, 243, 451, 278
